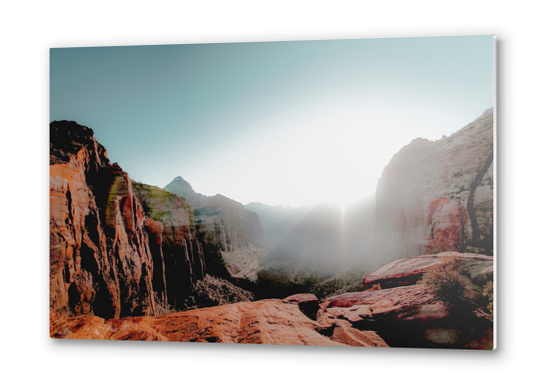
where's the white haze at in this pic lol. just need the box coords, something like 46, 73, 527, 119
180, 96, 487, 207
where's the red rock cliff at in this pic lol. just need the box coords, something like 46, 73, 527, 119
132, 182, 206, 308
374, 109, 494, 265
50, 121, 205, 318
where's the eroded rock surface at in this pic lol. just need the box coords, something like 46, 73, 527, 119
50, 121, 207, 318
322, 252, 493, 349
51, 299, 388, 347
362, 251, 493, 289
50, 121, 162, 318
51, 252, 493, 349
282, 293, 320, 320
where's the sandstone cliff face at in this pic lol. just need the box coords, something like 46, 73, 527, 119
374, 109, 494, 265
131, 183, 206, 308
165, 176, 267, 280
50, 121, 208, 318
50, 121, 164, 318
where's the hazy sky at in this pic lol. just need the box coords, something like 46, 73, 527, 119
51, 36, 494, 207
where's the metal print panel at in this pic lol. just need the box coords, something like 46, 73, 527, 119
49, 36, 495, 349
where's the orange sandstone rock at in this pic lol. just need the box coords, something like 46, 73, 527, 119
51, 299, 389, 347
362, 252, 493, 289
50, 121, 204, 319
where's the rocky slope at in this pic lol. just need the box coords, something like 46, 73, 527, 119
362, 252, 493, 290
50, 296, 388, 347
50, 121, 207, 318
322, 252, 493, 348
51, 252, 493, 349
165, 176, 267, 280
374, 109, 494, 265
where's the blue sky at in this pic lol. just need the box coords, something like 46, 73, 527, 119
51, 36, 494, 207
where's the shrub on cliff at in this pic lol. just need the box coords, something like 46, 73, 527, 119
419, 256, 477, 306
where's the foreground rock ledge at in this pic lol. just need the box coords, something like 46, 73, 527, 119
51, 299, 388, 347
50, 252, 492, 349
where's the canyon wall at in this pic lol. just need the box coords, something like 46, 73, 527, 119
165, 177, 266, 251
165, 176, 267, 280
50, 121, 205, 318
132, 183, 206, 308
373, 109, 494, 265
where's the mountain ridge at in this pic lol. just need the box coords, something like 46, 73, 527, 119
164, 175, 268, 281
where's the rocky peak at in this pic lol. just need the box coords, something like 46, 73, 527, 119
50, 120, 109, 166
164, 176, 267, 251
164, 176, 268, 281
164, 176, 197, 203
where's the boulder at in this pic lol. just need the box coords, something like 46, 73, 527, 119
282, 293, 320, 320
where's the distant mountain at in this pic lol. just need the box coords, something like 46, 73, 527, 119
164, 176, 268, 281
162, 176, 199, 202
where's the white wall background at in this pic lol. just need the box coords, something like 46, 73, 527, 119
1, 0, 540, 382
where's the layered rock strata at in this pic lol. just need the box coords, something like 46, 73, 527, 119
374, 109, 494, 265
